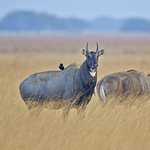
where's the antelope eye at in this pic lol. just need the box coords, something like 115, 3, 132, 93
87, 55, 90, 59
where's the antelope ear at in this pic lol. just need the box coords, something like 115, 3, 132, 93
98, 49, 105, 56
81, 49, 87, 56
147, 73, 150, 77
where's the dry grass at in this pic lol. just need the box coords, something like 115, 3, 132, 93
1, 33, 150, 150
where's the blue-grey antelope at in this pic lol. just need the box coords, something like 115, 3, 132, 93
19, 43, 105, 117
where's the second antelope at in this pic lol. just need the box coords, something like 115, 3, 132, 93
97, 70, 150, 106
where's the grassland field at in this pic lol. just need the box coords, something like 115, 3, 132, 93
0, 33, 150, 150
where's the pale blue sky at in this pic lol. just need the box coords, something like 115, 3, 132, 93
0, 0, 150, 20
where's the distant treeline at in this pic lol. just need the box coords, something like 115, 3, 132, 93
0, 11, 150, 32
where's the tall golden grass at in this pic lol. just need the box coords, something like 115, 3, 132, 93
1, 33, 150, 150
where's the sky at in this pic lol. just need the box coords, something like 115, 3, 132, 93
0, 0, 150, 20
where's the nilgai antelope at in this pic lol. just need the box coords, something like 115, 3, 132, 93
97, 70, 150, 106
19, 43, 105, 117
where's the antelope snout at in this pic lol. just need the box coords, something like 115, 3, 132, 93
92, 64, 98, 69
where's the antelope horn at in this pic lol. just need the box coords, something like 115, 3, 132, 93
96, 43, 98, 53
86, 42, 88, 51
86, 42, 90, 54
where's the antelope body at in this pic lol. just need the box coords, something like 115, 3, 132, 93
19, 43, 105, 116
97, 70, 150, 106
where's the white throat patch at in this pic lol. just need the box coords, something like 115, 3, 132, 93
89, 70, 96, 77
